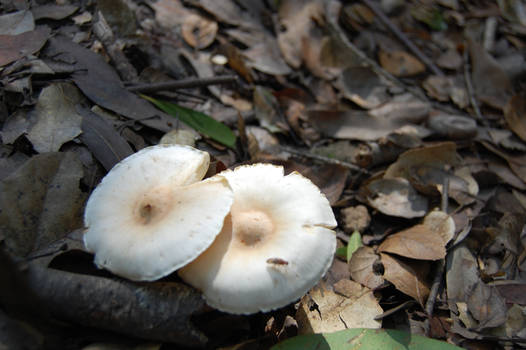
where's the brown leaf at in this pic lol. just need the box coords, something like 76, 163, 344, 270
378, 224, 446, 260
181, 14, 218, 49
378, 49, 426, 77
349, 246, 384, 289
77, 106, 133, 172
467, 281, 507, 330
296, 287, 382, 334
380, 253, 430, 305
482, 141, 526, 183
470, 40, 513, 111
338, 67, 389, 109
504, 92, 526, 142
32, 4, 78, 20
27, 83, 83, 153
0, 26, 50, 67
446, 244, 479, 304
0, 152, 85, 257
43, 36, 175, 132
384, 141, 459, 180
495, 283, 526, 305
363, 177, 428, 218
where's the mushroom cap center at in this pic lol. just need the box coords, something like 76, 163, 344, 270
233, 210, 274, 247
134, 186, 173, 225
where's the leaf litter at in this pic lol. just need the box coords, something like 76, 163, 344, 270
1, 0, 526, 349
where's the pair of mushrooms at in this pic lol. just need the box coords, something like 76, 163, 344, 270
83, 145, 337, 314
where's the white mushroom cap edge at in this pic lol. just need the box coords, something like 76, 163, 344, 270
179, 163, 337, 314
83, 144, 234, 281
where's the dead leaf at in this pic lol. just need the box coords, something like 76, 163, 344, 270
380, 253, 431, 305
27, 83, 83, 153
378, 49, 426, 77
379, 225, 446, 261
0, 10, 34, 35
338, 67, 389, 109
0, 152, 85, 257
446, 244, 479, 304
32, 4, 78, 20
495, 283, 526, 305
349, 246, 384, 289
254, 86, 286, 133
368, 93, 431, 121
181, 14, 218, 49
0, 110, 33, 144
363, 177, 428, 218
0, 26, 50, 67
277, 0, 325, 69
482, 141, 526, 183
427, 114, 478, 140
469, 40, 513, 111
436, 48, 462, 70
152, 0, 190, 27
384, 141, 459, 180
43, 36, 175, 132
77, 106, 133, 172
467, 281, 507, 330
504, 92, 526, 142
296, 287, 382, 334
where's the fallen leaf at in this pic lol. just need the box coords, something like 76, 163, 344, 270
467, 281, 507, 330
32, 4, 78, 20
77, 106, 134, 171
384, 141, 459, 180
296, 287, 382, 334
428, 114, 478, 140
482, 141, 526, 183
380, 253, 431, 305
277, 0, 325, 69
378, 49, 426, 77
469, 40, 513, 111
181, 14, 218, 49
43, 36, 175, 132
368, 93, 431, 121
0, 10, 34, 35
363, 177, 428, 218
0, 110, 33, 144
0, 26, 50, 67
152, 0, 190, 27
379, 224, 446, 261
254, 86, 286, 133
504, 92, 526, 142
0, 152, 85, 257
27, 83, 83, 153
495, 283, 526, 305
341, 205, 371, 233
446, 244, 479, 305
338, 67, 389, 109
348, 246, 384, 289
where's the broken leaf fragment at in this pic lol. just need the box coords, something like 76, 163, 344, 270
296, 286, 382, 334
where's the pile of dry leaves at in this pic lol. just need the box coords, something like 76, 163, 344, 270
1, 0, 526, 349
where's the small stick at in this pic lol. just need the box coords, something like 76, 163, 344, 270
361, 0, 445, 77
463, 41, 486, 125
424, 176, 449, 333
127, 76, 238, 93
279, 145, 369, 174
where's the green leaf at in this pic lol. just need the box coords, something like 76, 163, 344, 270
271, 328, 463, 350
347, 230, 362, 262
335, 246, 347, 260
141, 95, 237, 148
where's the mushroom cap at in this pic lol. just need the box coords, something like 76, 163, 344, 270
83, 145, 233, 281
179, 163, 337, 314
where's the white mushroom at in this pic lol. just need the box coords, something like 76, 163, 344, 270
179, 164, 337, 314
83, 145, 233, 281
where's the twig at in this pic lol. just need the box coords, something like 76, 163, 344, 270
463, 41, 486, 125
424, 176, 449, 334
93, 11, 138, 82
279, 145, 369, 174
361, 0, 445, 77
374, 300, 417, 320
127, 75, 238, 93
326, 17, 429, 103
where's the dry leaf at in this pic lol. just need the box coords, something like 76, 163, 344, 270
27, 83, 83, 153
296, 287, 382, 334
341, 205, 371, 233
469, 40, 513, 111
182, 14, 218, 49
338, 67, 389, 109
467, 281, 507, 330
0, 152, 85, 257
363, 177, 428, 218
368, 93, 431, 122
0, 26, 50, 67
446, 244, 479, 304
378, 49, 426, 77
0, 10, 34, 35
380, 253, 430, 305
504, 92, 526, 142
384, 141, 459, 180
482, 141, 526, 183
379, 224, 446, 260
349, 246, 384, 289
